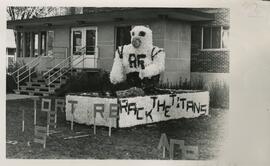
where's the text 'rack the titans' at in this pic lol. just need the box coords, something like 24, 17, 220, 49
110, 26, 166, 93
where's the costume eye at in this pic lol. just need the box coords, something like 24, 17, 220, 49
139, 31, 146, 37
132, 32, 135, 36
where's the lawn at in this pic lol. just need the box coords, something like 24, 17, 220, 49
6, 98, 228, 159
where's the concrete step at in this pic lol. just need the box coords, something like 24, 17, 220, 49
14, 89, 52, 97
26, 82, 61, 89
20, 85, 56, 92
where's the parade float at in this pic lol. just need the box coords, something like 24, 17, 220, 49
65, 26, 209, 128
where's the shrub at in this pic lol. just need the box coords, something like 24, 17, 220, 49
208, 81, 229, 109
56, 69, 114, 96
6, 74, 17, 93
159, 77, 229, 109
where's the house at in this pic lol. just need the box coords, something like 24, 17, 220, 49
6, 7, 229, 96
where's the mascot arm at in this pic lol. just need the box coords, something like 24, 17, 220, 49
110, 49, 126, 84
140, 50, 165, 79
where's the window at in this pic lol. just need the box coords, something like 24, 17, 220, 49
86, 29, 96, 55
115, 26, 131, 49
7, 48, 16, 55
202, 26, 229, 50
47, 31, 54, 56
41, 31, 47, 55
72, 30, 83, 55
32, 32, 39, 57
17, 32, 23, 57
25, 32, 31, 57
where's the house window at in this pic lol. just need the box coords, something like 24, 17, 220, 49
47, 31, 54, 56
24, 32, 31, 57
41, 31, 47, 55
17, 32, 23, 57
31, 32, 39, 57
7, 48, 16, 55
115, 26, 132, 49
201, 26, 229, 50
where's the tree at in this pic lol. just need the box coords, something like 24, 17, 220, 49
7, 6, 58, 20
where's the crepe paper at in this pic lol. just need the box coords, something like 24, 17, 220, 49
93, 104, 105, 135
183, 146, 199, 160
47, 111, 57, 136
158, 133, 170, 158
6, 140, 18, 145
55, 98, 65, 113
34, 126, 47, 149
63, 134, 89, 140
94, 104, 105, 118
169, 139, 185, 160
41, 98, 51, 112
109, 103, 119, 118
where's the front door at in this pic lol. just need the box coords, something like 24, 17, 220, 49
71, 27, 98, 68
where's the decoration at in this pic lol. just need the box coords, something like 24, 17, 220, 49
110, 26, 165, 90
65, 90, 209, 128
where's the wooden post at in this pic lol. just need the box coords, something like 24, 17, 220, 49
22, 109, 25, 132
71, 112, 74, 131
109, 119, 112, 137
54, 108, 57, 129
68, 100, 78, 131
93, 114, 96, 135
162, 146, 166, 158
108, 103, 119, 137
33, 98, 37, 125
46, 112, 50, 136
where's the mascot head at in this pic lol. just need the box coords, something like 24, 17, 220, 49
130, 26, 153, 50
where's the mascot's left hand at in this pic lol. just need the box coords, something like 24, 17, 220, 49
139, 70, 145, 79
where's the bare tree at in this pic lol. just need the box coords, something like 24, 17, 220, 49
7, 6, 58, 20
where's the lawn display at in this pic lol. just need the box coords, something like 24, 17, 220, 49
65, 26, 209, 128
65, 90, 209, 128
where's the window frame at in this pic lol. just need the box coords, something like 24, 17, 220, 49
200, 26, 229, 51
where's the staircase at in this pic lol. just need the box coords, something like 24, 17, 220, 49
11, 46, 100, 96
14, 68, 69, 96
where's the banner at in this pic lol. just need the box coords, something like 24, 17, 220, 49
65, 91, 209, 128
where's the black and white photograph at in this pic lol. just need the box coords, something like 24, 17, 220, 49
2, 1, 270, 166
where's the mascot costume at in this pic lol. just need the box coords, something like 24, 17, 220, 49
110, 26, 166, 94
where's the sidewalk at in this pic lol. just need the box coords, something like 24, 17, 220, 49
6, 94, 39, 100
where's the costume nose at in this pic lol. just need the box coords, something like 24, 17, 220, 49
132, 37, 141, 48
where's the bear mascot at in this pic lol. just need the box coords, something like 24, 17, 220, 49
110, 26, 166, 94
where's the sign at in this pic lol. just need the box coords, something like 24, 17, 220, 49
65, 91, 209, 128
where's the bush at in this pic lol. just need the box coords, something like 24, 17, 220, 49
6, 74, 17, 93
56, 69, 113, 96
208, 81, 229, 109
159, 77, 229, 109
158, 77, 205, 90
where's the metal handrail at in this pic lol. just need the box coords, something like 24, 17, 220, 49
11, 55, 43, 90
47, 55, 88, 85
44, 46, 87, 88
11, 55, 41, 76
46, 55, 82, 83
43, 46, 85, 77
45, 46, 99, 87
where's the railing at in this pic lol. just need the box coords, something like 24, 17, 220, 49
43, 46, 100, 91
11, 55, 42, 90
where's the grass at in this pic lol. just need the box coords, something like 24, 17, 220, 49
6, 98, 228, 159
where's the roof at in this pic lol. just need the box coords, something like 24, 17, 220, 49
7, 8, 215, 29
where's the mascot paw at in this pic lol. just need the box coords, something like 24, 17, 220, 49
139, 71, 145, 79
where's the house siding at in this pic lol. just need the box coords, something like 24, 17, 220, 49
162, 20, 191, 84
